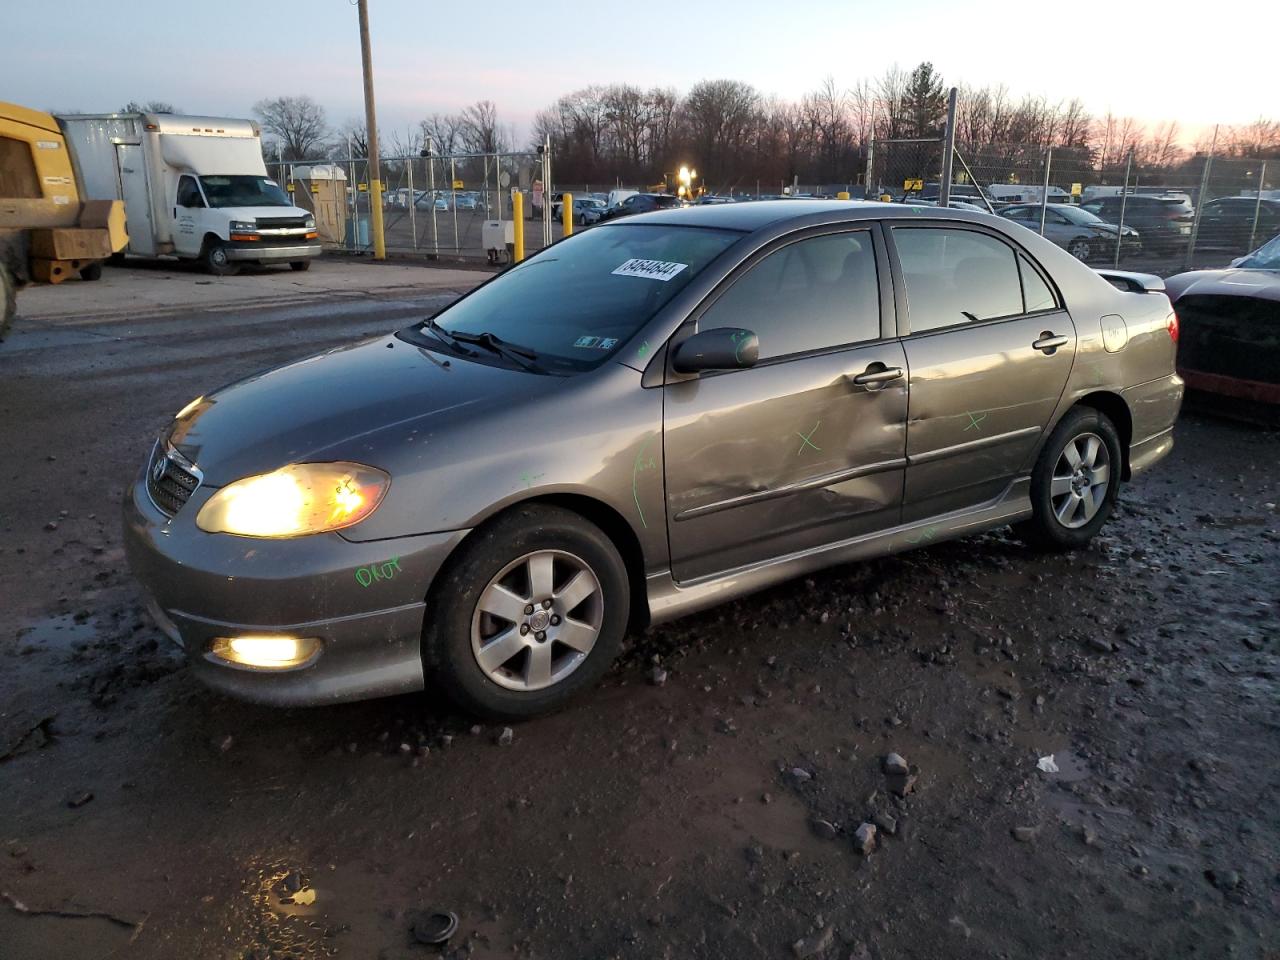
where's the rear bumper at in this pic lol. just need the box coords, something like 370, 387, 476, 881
1179, 368, 1280, 405
123, 468, 468, 706
225, 241, 322, 262
1122, 373, 1184, 477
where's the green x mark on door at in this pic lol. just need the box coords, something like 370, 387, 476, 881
796, 422, 822, 455
963, 412, 987, 432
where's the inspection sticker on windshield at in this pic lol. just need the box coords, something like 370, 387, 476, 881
612, 258, 688, 282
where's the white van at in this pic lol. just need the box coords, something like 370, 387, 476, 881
58, 112, 320, 275
606, 188, 638, 210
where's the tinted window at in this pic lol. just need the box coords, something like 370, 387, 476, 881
176, 175, 203, 207
894, 228, 1024, 332
0, 136, 40, 198
410, 224, 740, 373
701, 231, 880, 360
1019, 255, 1057, 313
1004, 205, 1035, 220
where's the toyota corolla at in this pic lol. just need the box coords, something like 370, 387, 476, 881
124, 201, 1183, 718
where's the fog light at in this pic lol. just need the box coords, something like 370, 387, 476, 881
209, 635, 321, 670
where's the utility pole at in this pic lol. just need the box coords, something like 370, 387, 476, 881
357, 0, 386, 259
938, 87, 958, 207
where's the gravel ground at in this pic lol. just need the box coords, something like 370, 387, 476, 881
0, 278, 1276, 959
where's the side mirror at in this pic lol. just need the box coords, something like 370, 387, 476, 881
672, 327, 759, 373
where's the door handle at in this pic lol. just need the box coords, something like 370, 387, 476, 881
850, 364, 904, 387
1033, 333, 1069, 354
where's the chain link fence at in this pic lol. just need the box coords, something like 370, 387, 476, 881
866, 136, 1277, 277
268, 150, 562, 262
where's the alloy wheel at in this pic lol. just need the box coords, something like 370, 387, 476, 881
1050, 432, 1110, 529
470, 549, 604, 692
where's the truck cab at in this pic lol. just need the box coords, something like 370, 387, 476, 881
57, 113, 321, 275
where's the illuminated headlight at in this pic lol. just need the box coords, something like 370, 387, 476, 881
209, 635, 321, 670
304, 216, 316, 229
196, 462, 390, 538
229, 220, 256, 231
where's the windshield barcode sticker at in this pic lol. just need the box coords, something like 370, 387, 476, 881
612, 259, 688, 282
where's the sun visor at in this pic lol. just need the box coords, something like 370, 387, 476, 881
160, 135, 266, 175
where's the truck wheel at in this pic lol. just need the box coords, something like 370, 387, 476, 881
200, 241, 239, 277
0, 263, 16, 340
289, 260, 312, 272
79, 262, 103, 282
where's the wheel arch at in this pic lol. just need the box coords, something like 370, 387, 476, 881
429, 492, 651, 632
1072, 390, 1133, 479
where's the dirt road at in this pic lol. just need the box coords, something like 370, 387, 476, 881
1, 265, 1276, 959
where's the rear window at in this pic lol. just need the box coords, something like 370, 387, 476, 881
1158, 197, 1194, 214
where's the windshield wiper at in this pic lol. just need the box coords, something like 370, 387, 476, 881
449, 330, 546, 373
420, 318, 478, 356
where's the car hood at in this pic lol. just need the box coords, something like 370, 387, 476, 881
166, 334, 539, 485
1164, 268, 1280, 303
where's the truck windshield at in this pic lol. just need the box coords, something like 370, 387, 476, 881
199, 175, 291, 208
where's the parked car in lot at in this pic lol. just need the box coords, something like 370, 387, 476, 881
1193, 197, 1280, 251
454, 193, 481, 211
596, 192, 684, 222
125, 201, 1182, 717
1000, 202, 1141, 261
551, 195, 608, 224
1163, 233, 1280, 412
1080, 194, 1193, 253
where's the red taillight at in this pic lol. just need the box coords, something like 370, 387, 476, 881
1167, 311, 1179, 343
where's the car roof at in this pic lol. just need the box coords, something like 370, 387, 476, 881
631, 198, 994, 232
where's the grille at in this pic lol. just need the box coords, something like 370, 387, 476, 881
147, 445, 200, 516
255, 216, 308, 229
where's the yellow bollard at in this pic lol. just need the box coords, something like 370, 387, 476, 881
562, 192, 573, 237
512, 191, 525, 262
836, 191, 850, 200
369, 179, 386, 259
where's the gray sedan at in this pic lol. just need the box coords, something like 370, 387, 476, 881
125, 201, 1183, 717
1001, 203, 1141, 261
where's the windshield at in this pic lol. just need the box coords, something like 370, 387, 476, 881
1240, 234, 1280, 269
403, 223, 742, 373
1058, 205, 1105, 225
199, 175, 291, 208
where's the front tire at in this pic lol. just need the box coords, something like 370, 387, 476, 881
200, 240, 239, 276
0, 263, 16, 340
1067, 237, 1092, 261
289, 260, 312, 272
424, 505, 630, 719
1018, 407, 1122, 551
79, 261, 103, 281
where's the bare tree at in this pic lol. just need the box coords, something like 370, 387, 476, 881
252, 95, 328, 161
419, 113, 463, 156
119, 100, 181, 114
680, 80, 761, 188
458, 100, 507, 154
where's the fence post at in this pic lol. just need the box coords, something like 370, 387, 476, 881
939, 88, 958, 207
1249, 160, 1267, 252
407, 156, 417, 251
427, 139, 439, 258
512, 192, 525, 262
1039, 147, 1053, 236
1114, 148, 1133, 269
1186, 124, 1218, 269
563, 192, 573, 237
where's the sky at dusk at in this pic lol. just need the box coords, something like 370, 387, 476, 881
5, 0, 1271, 146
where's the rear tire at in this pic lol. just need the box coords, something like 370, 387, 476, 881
289, 260, 312, 272
79, 261, 103, 282
423, 505, 630, 719
1017, 407, 1122, 551
200, 240, 239, 276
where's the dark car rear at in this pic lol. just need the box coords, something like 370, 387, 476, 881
1081, 195, 1194, 252
1195, 197, 1280, 253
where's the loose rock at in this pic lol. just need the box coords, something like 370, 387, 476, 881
852, 822, 877, 856
791, 924, 834, 958
882, 752, 909, 775
496, 727, 514, 747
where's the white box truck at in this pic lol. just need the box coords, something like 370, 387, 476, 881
56, 112, 320, 275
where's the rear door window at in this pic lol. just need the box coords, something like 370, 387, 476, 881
1019, 254, 1057, 313
892, 227, 1024, 332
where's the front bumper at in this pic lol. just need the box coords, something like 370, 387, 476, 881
123, 468, 468, 706
225, 241, 322, 262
